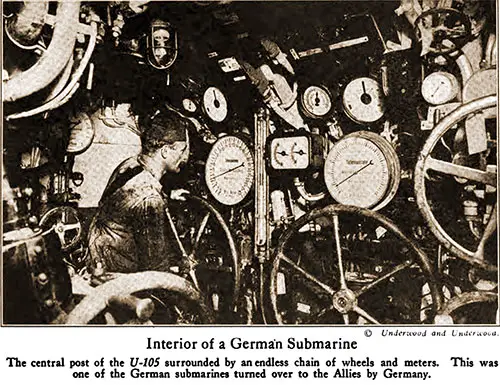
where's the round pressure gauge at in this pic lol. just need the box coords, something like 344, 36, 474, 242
182, 98, 197, 113
324, 131, 400, 210
205, 136, 254, 206
342, 77, 385, 123
66, 113, 95, 154
202, 86, 228, 123
300, 85, 332, 118
421, 71, 460, 105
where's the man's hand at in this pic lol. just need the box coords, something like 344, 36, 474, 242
170, 188, 190, 201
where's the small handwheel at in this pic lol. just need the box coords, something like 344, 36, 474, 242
415, 8, 471, 55
39, 206, 82, 251
414, 95, 497, 272
269, 204, 442, 324
66, 271, 211, 324
436, 291, 498, 324
166, 195, 240, 323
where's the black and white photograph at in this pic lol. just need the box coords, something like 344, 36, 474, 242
2, 0, 498, 326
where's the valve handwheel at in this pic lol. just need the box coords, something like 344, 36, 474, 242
166, 195, 240, 323
269, 204, 443, 324
414, 95, 497, 272
39, 206, 82, 251
66, 271, 211, 324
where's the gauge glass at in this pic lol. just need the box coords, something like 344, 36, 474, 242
203, 86, 228, 122
301, 85, 332, 118
324, 131, 400, 210
342, 77, 385, 123
421, 71, 460, 105
182, 98, 197, 113
205, 136, 254, 205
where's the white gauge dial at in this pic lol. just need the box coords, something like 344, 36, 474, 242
205, 136, 254, 205
421, 71, 460, 105
270, 136, 310, 170
301, 85, 332, 118
324, 131, 400, 210
343, 77, 385, 123
202, 86, 228, 122
182, 98, 197, 113
66, 113, 95, 154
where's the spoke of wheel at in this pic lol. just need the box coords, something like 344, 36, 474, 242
165, 207, 188, 258
56, 230, 66, 248
280, 254, 335, 295
425, 157, 496, 186
474, 204, 497, 261
62, 223, 80, 231
353, 305, 380, 324
191, 213, 210, 256
343, 314, 350, 325
315, 304, 335, 320
355, 260, 415, 297
333, 214, 347, 289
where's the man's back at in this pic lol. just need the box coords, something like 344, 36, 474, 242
88, 157, 176, 273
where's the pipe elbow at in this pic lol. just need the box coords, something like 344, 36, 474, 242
3, 1, 81, 102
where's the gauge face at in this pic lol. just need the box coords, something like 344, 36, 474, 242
301, 85, 332, 118
421, 71, 460, 105
205, 136, 254, 205
202, 86, 228, 122
182, 98, 197, 113
66, 113, 95, 154
324, 131, 400, 210
342, 77, 385, 123
270, 136, 310, 170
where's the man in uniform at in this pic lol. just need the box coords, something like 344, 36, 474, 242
87, 111, 190, 273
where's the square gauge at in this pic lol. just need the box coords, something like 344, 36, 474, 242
270, 136, 310, 170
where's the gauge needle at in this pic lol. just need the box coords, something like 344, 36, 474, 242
214, 163, 244, 179
213, 90, 220, 108
335, 160, 374, 187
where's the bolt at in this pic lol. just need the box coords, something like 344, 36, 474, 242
37, 273, 49, 285
44, 299, 54, 308
338, 298, 347, 307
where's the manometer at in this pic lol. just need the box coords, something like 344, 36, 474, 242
205, 136, 254, 206
270, 136, 310, 170
342, 77, 385, 123
202, 86, 228, 123
300, 85, 332, 118
324, 131, 400, 210
421, 71, 460, 105
182, 98, 197, 113
66, 113, 95, 154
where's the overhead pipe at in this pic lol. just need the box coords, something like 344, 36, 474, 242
5, 1, 49, 48
3, 1, 81, 102
6, 22, 97, 120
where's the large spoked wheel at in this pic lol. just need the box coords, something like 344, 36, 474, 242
414, 95, 497, 272
269, 204, 443, 324
66, 271, 211, 324
437, 291, 498, 324
166, 195, 240, 323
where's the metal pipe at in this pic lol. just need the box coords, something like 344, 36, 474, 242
454, 52, 473, 84
293, 177, 326, 202
3, 1, 81, 102
5, 1, 49, 48
6, 22, 97, 120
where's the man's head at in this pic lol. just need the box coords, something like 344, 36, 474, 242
140, 111, 190, 174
